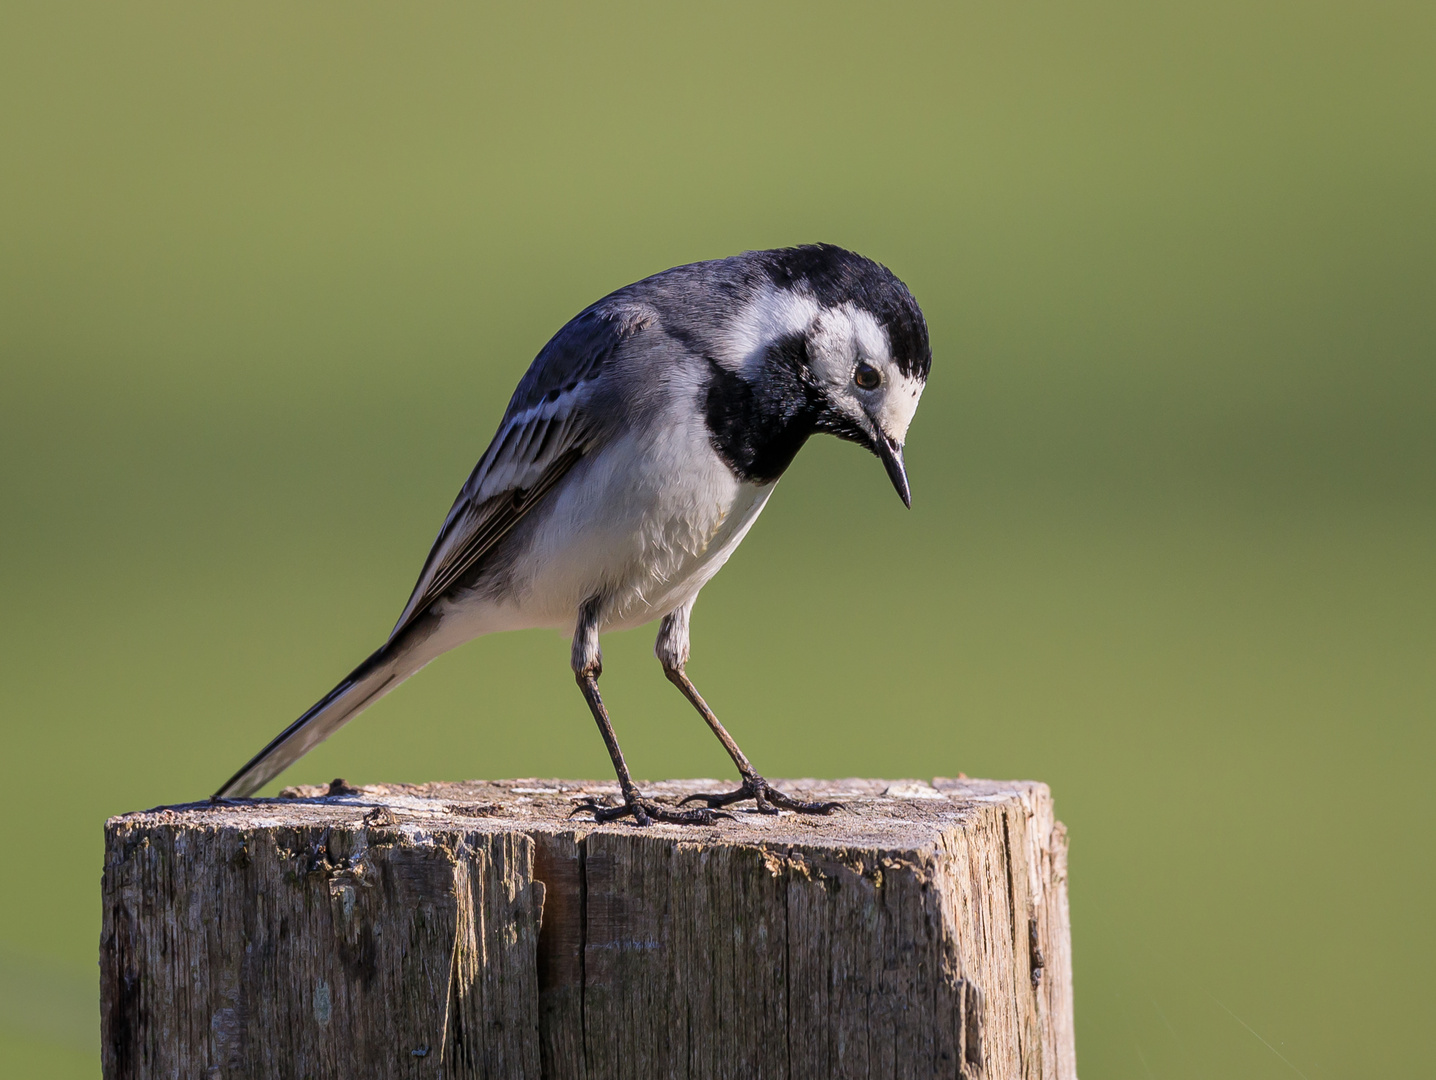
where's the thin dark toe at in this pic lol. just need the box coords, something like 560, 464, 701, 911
679, 787, 751, 809
574, 794, 723, 827
570, 796, 630, 823
642, 802, 725, 826
590, 803, 645, 824
680, 778, 840, 815
762, 788, 842, 814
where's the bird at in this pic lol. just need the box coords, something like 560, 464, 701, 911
214, 244, 931, 825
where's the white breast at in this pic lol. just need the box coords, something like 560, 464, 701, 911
439, 410, 775, 637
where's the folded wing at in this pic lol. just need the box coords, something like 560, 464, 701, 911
389, 302, 653, 639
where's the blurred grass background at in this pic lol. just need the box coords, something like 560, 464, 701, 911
1, 2, 1432, 1076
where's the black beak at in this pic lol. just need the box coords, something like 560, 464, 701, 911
876, 434, 911, 508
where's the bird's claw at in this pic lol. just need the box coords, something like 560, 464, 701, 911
679, 777, 841, 815
570, 793, 727, 827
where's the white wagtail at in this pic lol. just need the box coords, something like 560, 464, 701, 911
215, 244, 930, 824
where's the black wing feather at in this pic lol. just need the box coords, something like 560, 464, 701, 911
387, 302, 653, 639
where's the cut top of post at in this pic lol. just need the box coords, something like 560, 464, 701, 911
119, 776, 1043, 844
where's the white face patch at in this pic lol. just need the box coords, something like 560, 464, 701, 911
871, 368, 925, 445
712, 286, 820, 376
809, 303, 925, 446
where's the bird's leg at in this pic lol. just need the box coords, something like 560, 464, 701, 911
655, 605, 840, 816
569, 597, 722, 827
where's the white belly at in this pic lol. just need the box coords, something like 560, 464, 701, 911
436, 422, 775, 638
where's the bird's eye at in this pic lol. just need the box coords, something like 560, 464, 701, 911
854, 362, 881, 390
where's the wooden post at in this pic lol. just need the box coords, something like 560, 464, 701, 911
100, 778, 1076, 1079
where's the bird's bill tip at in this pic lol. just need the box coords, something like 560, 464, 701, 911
877, 435, 911, 508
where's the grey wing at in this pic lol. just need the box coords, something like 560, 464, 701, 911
388, 301, 654, 639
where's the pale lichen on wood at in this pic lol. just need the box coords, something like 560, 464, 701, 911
100, 778, 1076, 1079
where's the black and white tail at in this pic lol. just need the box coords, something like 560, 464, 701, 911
212, 634, 428, 799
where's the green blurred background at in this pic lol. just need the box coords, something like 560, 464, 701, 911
2, 2, 1432, 1076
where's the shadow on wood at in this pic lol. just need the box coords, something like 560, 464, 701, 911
100, 778, 1076, 1079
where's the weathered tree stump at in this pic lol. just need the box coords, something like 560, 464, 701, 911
100, 778, 1075, 1079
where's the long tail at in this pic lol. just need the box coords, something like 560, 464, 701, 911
213, 630, 433, 799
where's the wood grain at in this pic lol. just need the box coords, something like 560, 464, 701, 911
101, 778, 1076, 1079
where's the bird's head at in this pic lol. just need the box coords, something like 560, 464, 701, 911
803, 297, 928, 508
730, 245, 931, 506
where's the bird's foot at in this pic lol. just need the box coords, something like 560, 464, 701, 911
571, 792, 726, 827
679, 776, 841, 815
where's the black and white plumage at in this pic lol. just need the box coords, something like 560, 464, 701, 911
215, 244, 931, 824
